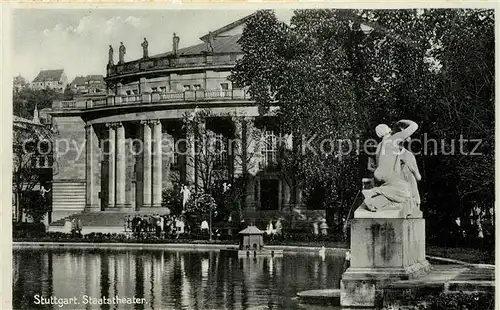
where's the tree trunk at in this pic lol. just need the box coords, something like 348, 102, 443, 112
16, 191, 22, 223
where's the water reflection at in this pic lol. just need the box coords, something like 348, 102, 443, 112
13, 249, 344, 309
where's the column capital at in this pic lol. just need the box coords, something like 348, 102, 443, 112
140, 119, 161, 127
85, 123, 93, 129
243, 116, 255, 122
150, 119, 161, 126
231, 115, 244, 123
106, 122, 122, 129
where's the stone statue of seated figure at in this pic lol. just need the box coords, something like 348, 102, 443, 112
356, 120, 421, 218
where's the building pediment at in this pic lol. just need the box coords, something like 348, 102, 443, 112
199, 13, 254, 42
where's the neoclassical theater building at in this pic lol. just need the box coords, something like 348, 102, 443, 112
49, 15, 311, 223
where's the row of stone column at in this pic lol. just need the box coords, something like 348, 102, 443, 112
106, 122, 126, 208
104, 120, 163, 208
141, 120, 163, 208
86, 116, 298, 211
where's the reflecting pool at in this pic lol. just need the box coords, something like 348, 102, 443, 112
13, 248, 346, 309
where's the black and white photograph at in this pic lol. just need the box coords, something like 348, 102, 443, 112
6, 4, 496, 309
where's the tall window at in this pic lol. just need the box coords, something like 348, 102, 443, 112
213, 133, 227, 169
171, 138, 180, 170
263, 131, 278, 167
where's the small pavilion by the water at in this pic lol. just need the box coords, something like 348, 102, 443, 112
238, 226, 264, 250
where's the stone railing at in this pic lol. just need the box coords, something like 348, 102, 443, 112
106, 53, 240, 78
123, 94, 142, 104
150, 88, 250, 103
53, 100, 82, 109
91, 98, 107, 108
53, 89, 252, 110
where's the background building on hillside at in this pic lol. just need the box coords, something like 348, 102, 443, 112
70, 75, 106, 95
31, 69, 68, 92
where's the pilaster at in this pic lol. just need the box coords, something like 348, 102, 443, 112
152, 120, 163, 207
85, 124, 100, 211
142, 120, 152, 207
115, 122, 126, 208
106, 123, 116, 208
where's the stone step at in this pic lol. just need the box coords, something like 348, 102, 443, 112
53, 202, 85, 208
53, 196, 86, 200
53, 183, 85, 188
447, 281, 495, 293
381, 265, 495, 308
297, 289, 340, 306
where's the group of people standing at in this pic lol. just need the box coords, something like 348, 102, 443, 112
125, 214, 186, 238
63, 218, 82, 236
312, 219, 329, 236
266, 219, 283, 239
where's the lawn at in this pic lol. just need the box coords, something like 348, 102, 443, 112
426, 245, 494, 265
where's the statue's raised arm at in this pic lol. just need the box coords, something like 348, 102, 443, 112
390, 120, 418, 143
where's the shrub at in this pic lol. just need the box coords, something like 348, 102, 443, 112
184, 190, 217, 228
162, 188, 182, 215
22, 191, 51, 223
13, 222, 46, 238
407, 292, 494, 310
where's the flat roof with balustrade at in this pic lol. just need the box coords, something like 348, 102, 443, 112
52, 88, 253, 111
106, 53, 241, 82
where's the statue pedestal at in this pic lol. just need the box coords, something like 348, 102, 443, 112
354, 205, 423, 219
340, 217, 430, 307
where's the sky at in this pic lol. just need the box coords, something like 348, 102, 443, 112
12, 9, 294, 83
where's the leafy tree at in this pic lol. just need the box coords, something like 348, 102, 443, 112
63, 84, 74, 100
13, 75, 28, 93
211, 179, 246, 222
183, 108, 231, 192
182, 108, 264, 220
13, 87, 63, 119
356, 9, 494, 235
161, 187, 183, 216
231, 10, 362, 230
231, 9, 494, 241
13, 122, 52, 223
184, 190, 217, 228
22, 192, 51, 224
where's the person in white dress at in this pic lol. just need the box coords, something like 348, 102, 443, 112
180, 185, 191, 210
201, 220, 209, 232
266, 220, 275, 235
